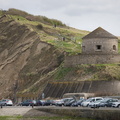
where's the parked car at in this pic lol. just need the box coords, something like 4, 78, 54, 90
55, 99, 64, 106
0, 99, 13, 106
44, 100, 54, 106
81, 97, 103, 107
98, 98, 118, 107
36, 100, 45, 106
112, 101, 120, 108
56, 98, 74, 106
64, 99, 76, 106
51, 100, 61, 105
71, 99, 85, 107
89, 100, 103, 108
21, 100, 36, 106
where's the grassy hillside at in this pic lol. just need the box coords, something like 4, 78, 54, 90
53, 64, 120, 82
0, 9, 89, 55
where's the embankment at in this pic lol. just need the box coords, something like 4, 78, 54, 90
35, 107, 120, 120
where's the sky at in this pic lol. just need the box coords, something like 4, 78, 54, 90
0, 0, 120, 36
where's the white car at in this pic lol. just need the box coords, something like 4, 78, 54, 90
112, 101, 120, 108
55, 99, 64, 106
89, 100, 103, 108
0, 99, 13, 106
81, 97, 103, 107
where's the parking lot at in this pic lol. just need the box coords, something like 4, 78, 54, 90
0, 96, 120, 117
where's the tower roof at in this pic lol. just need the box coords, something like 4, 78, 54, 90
82, 27, 118, 39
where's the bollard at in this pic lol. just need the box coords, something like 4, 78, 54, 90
1, 104, 3, 108
32, 103, 34, 108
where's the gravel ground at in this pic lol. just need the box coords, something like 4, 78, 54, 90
0, 106, 32, 116
0, 106, 61, 117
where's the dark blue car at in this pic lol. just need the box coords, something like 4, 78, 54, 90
21, 100, 36, 106
72, 99, 85, 107
36, 100, 45, 106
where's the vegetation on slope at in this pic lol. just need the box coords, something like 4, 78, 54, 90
53, 64, 120, 82
0, 9, 89, 55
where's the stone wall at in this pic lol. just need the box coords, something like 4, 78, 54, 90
82, 38, 118, 55
37, 107, 120, 120
64, 54, 120, 66
42, 80, 120, 99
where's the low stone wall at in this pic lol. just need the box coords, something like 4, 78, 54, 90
64, 54, 120, 66
43, 80, 120, 98
36, 107, 120, 120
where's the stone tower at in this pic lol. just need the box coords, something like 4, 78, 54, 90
82, 27, 118, 55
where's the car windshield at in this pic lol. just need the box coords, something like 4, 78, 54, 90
77, 99, 84, 103
101, 98, 111, 103
63, 98, 73, 102
2, 100, 7, 102
94, 100, 103, 103
85, 98, 93, 102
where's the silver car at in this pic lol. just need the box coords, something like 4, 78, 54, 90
81, 97, 103, 107
112, 101, 120, 108
0, 99, 13, 106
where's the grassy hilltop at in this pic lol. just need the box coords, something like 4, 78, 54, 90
0, 8, 89, 54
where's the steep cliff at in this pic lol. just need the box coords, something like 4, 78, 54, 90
0, 15, 65, 99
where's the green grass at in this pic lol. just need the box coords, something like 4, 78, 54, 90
54, 66, 73, 80
0, 116, 22, 120
6, 8, 66, 27
118, 42, 120, 53
0, 10, 3, 16
0, 116, 94, 120
7, 14, 86, 55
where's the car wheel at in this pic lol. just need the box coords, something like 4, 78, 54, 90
4, 103, 7, 106
104, 105, 107, 107
87, 104, 89, 107
117, 105, 120, 108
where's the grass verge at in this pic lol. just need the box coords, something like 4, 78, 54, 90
0, 116, 95, 120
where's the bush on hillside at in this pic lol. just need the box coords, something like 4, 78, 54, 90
7, 8, 29, 17
36, 24, 43, 30
5, 8, 66, 27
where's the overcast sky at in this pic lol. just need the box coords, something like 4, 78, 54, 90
1, 0, 120, 36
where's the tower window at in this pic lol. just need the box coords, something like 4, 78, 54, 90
96, 45, 102, 50
113, 45, 116, 51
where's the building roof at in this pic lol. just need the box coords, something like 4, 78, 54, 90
82, 27, 118, 39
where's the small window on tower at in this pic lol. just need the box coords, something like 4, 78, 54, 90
113, 45, 116, 51
96, 45, 102, 50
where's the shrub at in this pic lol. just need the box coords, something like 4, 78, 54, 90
36, 24, 43, 30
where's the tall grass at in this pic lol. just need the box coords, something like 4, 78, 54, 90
5, 8, 66, 27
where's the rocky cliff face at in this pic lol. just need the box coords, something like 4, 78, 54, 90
0, 16, 64, 99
